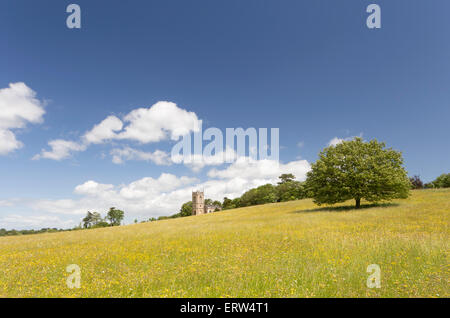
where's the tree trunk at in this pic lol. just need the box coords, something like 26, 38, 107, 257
355, 198, 361, 209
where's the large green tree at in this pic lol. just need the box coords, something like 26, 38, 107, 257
305, 138, 410, 208
106, 207, 124, 226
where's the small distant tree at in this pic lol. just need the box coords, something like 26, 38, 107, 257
106, 207, 124, 226
409, 175, 424, 189
82, 211, 102, 228
91, 212, 102, 225
306, 138, 410, 208
179, 201, 193, 217
82, 212, 93, 228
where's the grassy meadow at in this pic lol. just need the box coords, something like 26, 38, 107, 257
0, 189, 448, 298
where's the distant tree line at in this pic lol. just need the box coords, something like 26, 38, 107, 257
222, 173, 306, 210
0, 207, 125, 237
409, 173, 450, 189
425, 173, 450, 189
0, 227, 81, 237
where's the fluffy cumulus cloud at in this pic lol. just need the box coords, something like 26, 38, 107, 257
82, 115, 123, 144
34, 101, 200, 162
117, 101, 201, 143
32, 139, 86, 161
74, 180, 115, 196
0, 82, 45, 155
0, 129, 23, 155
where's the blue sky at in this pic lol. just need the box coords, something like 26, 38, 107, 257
1, 0, 449, 229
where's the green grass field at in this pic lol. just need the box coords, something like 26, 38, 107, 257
0, 189, 448, 298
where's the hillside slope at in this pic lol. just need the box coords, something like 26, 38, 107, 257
0, 189, 448, 297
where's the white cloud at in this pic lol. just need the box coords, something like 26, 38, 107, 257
110, 147, 171, 165
119, 174, 198, 200
32, 139, 86, 161
117, 101, 201, 143
34, 101, 200, 161
0, 129, 23, 155
0, 82, 45, 129
0, 82, 45, 155
74, 180, 115, 196
82, 115, 123, 144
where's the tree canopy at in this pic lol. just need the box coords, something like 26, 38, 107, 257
410, 175, 424, 189
278, 173, 295, 184
106, 207, 125, 226
82, 211, 102, 228
179, 201, 193, 217
305, 137, 410, 208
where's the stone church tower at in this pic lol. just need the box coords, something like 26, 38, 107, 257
192, 191, 205, 215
